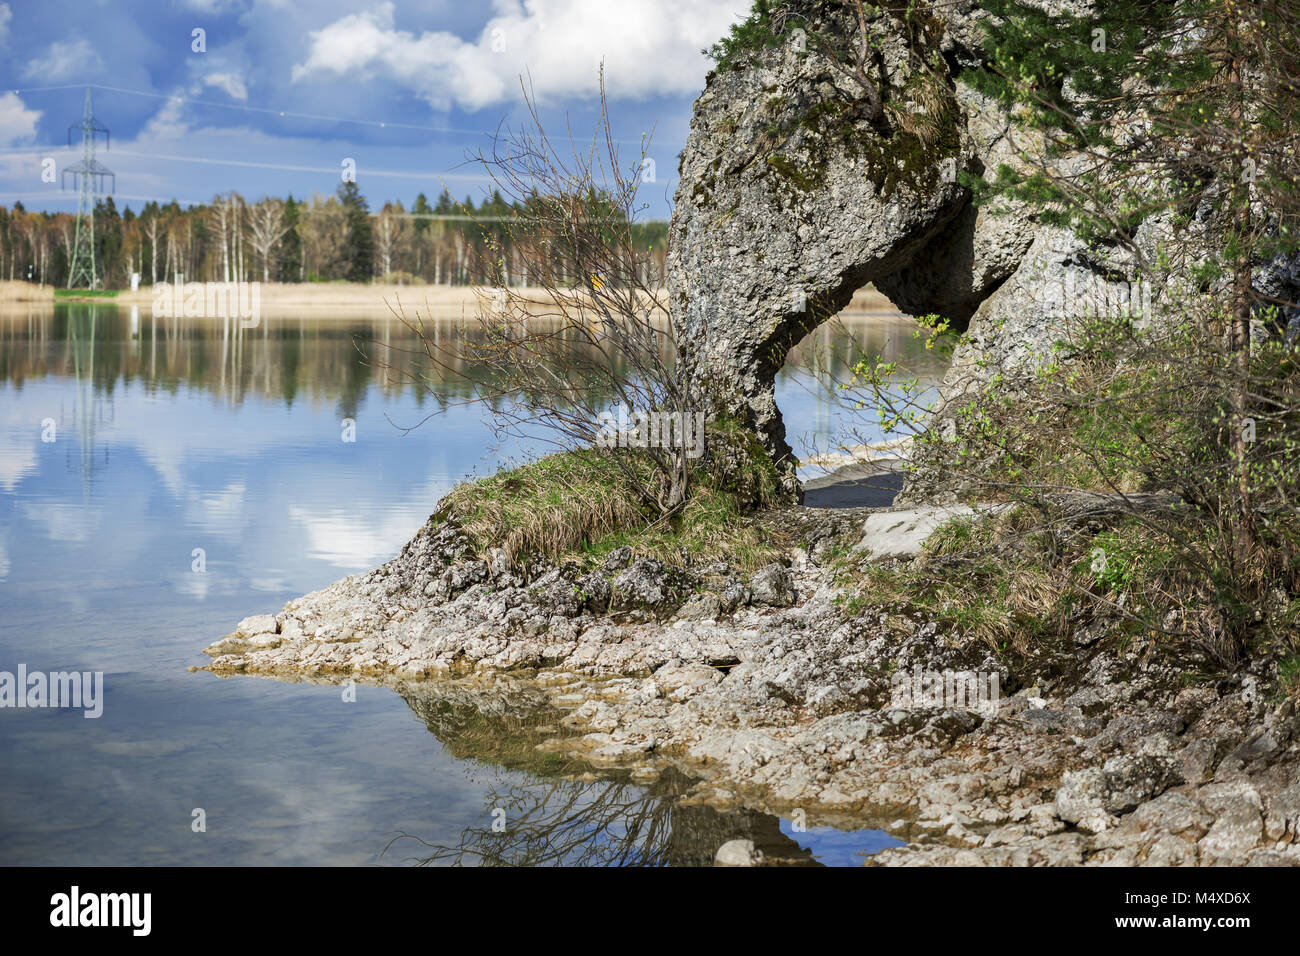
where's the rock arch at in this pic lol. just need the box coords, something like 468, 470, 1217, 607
668, 2, 1038, 499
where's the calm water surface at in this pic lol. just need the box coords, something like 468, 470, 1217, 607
0, 302, 941, 866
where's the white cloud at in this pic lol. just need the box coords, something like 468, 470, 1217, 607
24, 38, 104, 82
137, 92, 193, 141
173, 568, 213, 600
202, 72, 249, 101
0, 405, 40, 488
291, 0, 744, 111
0, 91, 40, 147
0, 4, 12, 46
21, 501, 102, 544
173, 0, 247, 11
288, 502, 432, 569
0, 436, 36, 491
186, 480, 249, 536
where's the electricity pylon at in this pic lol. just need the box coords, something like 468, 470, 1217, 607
63, 87, 113, 289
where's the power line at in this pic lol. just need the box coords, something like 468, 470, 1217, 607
0, 146, 507, 186
1, 147, 679, 184
5, 83, 684, 148
115, 150, 500, 183
65, 88, 112, 289
2, 87, 677, 218
61, 148, 491, 182
0, 191, 206, 206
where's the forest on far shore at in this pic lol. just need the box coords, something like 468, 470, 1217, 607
0, 182, 670, 291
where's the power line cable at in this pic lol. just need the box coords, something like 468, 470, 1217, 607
5, 83, 683, 148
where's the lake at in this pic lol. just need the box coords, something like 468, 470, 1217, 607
0, 300, 942, 866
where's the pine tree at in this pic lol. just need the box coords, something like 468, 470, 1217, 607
967, 0, 1300, 546
412, 192, 432, 236
967, 0, 1300, 311
336, 180, 374, 282
276, 194, 303, 282
411, 192, 432, 279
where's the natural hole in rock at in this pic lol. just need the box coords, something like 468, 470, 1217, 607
776, 285, 951, 510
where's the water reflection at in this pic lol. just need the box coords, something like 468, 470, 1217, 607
375, 677, 896, 867
0, 303, 454, 416
0, 302, 944, 477
385, 770, 830, 867
0, 302, 924, 866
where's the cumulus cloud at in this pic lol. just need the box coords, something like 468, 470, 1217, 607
202, 72, 249, 100
138, 92, 193, 141
23, 38, 104, 82
0, 91, 40, 146
291, 0, 743, 111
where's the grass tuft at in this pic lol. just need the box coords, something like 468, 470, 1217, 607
438, 417, 787, 572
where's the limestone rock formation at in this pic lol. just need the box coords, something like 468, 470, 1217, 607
669, 1, 1034, 497
668, 0, 1287, 500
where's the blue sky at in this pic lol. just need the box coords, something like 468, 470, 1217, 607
0, 0, 752, 219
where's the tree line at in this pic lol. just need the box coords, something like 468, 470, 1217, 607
0, 182, 669, 290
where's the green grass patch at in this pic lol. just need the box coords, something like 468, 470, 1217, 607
437, 417, 786, 572
835, 500, 1300, 688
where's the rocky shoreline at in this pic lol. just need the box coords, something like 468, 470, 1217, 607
202, 496, 1300, 866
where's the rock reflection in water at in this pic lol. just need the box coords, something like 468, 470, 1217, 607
377, 677, 857, 867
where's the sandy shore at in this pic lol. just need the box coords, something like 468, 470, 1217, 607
4, 281, 901, 317
0, 280, 52, 304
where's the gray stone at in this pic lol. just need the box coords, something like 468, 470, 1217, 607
676, 592, 723, 620
235, 614, 278, 637
611, 560, 694, 612
1132, 792, 1212, 838
1101, 754, 1183, 814
715, 839, 763, 867
576, 572, 612, 614
665, 1, 1232, 510
1264, 783, 1300, 842
668, 2, 973, 495
202, 635, 247, 656
1145, 834, 1198, 866
1055, 768, 1116, 833
856, 505, 986, 560
487, 547, 510, 578
750, 564, 796, 607
1197, 799, 1264, 864
602, 546, 633, 573
719, 578, 751, 612
654, 663, 723, 701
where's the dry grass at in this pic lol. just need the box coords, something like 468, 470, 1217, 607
841, 507, 1075, 659
0, 280, 51, 303
439, 450, 653, 564
437, 418, 788, 573
0, 281, 895, 312
837, 497, 1300, 686
566, 481, 792, 573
